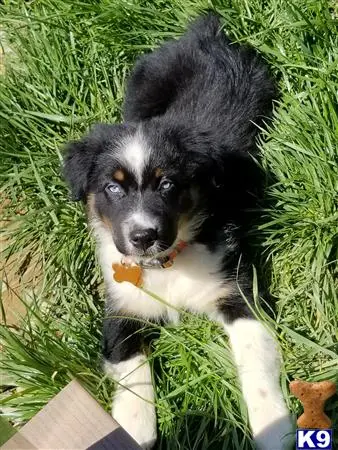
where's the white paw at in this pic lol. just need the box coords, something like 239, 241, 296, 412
112, 391, 157, 449
253, 413, 294, 450
104, 356, 157, 449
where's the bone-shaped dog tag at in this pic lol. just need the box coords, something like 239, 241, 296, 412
112, 263, 143, 287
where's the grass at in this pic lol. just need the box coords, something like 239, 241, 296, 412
0, 0, 337, 448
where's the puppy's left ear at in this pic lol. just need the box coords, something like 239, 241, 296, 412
63, 124, 126, 202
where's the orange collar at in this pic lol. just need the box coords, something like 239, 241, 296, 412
112, 240, 187, 287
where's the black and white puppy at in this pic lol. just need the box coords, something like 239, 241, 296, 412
64, 14, 292, 450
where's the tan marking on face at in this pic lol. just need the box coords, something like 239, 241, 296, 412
177, 213, 189, 230
87, 192, 112, 230
113, 169, 125, 181
100, 214, 113, 229
155, 168, 163, 178
87, 192, 96, 217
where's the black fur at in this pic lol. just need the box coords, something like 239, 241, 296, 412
124, 14, 275, 147
103, 315, 145, 363
64, 14, 275, 369
63, 124, 129, 201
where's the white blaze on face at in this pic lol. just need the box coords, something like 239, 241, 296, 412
128, 211, 158, 230
121, 131, 150, 185
118, 132, 160, 253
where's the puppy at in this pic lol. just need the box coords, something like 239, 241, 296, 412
64, 13, 292, 450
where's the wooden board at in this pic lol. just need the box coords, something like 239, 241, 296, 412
2, 380, 141, 450
1, 432, 34, 450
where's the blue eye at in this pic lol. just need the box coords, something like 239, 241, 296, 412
160, 180, 173, 191
107, 183, 122, 194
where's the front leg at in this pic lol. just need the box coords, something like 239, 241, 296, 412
103, 314, 157, 449
218, 301, 293, 449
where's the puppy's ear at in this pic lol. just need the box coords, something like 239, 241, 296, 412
63, 137, 94, 202
63, 124, 127, 202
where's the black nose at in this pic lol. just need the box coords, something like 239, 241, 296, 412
129, 228, 158, 250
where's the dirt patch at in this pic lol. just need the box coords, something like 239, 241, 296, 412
1, 200, 42, 326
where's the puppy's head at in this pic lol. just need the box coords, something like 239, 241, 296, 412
63, 121, 215, 258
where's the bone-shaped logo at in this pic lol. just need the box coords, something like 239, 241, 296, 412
290, 380, 336, 429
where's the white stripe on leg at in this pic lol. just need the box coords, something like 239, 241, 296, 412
104, 354, 157, 449
224, 318, 293, 450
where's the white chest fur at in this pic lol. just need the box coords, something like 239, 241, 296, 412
95, 223, 231, 321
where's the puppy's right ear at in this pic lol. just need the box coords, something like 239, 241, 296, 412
63, 124, 127, 202
63, 136, 95, 202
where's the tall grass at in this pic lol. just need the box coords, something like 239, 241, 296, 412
1, 0, 337, 448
